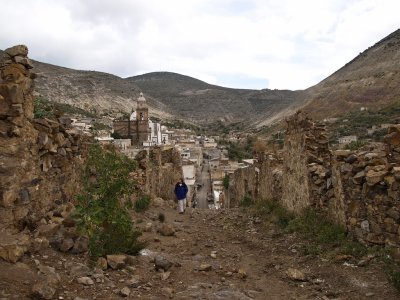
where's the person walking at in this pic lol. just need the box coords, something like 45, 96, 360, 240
175, 178, 188, 214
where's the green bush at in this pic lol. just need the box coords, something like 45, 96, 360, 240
253, 199, 294, 228
135, 194, 151, 212
239, 195, 253, 207
223, 175, 230, 189
345, 140, 367, 151
73, 144, 144, 264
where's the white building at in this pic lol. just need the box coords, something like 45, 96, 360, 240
113, 139, 131, 150
338, 135, 358, 144
148, 120, 162, 145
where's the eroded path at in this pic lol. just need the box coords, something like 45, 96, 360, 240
1, 203, 398, 299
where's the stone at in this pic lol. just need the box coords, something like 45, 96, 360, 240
210, 251, 217, 258
360, 220, 370, 233
153, 197, 165, 207
238, 268, 247, 279
387, 208, 400, 221
366, 169, 387, 186
120, 287, 131, 297
0, 232, 30, 263
77, 276, 94, 285
199, 264, 212, 272
127, 275, 141, 288
162, 287, 174, 298
5, 45, 28, 57
154, 255, 173, 272
97, 257, 108, 270
31, 237, 50, 253
353, 171, 365, 184
160, 271, 171, 280
59, 238, 74, 252
107, 254, 127, 270
37, 223, 60, 238
31, 281, 56, 300
144, 222, 153, 232
68, 262, 91, 277
158, 224, 175, 236
71, 236, 88, 253
286, 268, 306, 281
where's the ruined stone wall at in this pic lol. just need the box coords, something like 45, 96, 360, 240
281, 111, 333, 213
133, 147, 183, 201
258, 153, 283, 201
226, 111, 400, 248
226, 166, 257, 207
331, 140, 400, 246
0, 45, 90, 260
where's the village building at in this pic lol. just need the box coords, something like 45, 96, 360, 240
113, 92, 151, 146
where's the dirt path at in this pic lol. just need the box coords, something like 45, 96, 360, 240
1, 203, 399, 299
196, 160, 211, 209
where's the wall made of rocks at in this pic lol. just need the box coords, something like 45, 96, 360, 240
257, 153, 283, 201
0, 45, 90, 262
133, 147, 183, 201
226, 166, 257, 208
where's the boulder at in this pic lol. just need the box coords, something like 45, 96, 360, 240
107, 254, 127, 270
71, 236, 88, 253
158, 224, 175, 236
154, 255, 173, 271
0, 232, 30, 263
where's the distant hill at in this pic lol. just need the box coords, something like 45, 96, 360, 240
127, 72, 306, 126
301, 29, 400, 118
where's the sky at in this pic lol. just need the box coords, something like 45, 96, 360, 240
0, 0, 398, 90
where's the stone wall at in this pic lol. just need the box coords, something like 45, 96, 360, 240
257, 153, 283, 201
226, 166, 257, 207
0, 46, 90, 261
133, 147, 183, 201
226, 111, 400, 248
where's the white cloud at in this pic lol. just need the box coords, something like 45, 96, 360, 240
0, 0, 398, 90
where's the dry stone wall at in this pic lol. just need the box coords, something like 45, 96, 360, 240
226, 111, 400, 249
133, 147, 183, 201
0, 45, 90, 262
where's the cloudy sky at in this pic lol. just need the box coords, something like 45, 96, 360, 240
0, 0, 398, 90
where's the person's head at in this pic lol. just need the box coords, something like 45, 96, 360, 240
179, 178, 184, 184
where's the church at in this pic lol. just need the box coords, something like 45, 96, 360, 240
113, 92, 151, 146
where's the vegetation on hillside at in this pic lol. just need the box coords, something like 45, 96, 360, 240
73, 144, 145, 264
34, 97, 97, 119
329, 100, 400, 143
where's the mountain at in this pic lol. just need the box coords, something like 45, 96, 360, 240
127, 72, 306, 125
301, 29, 400, 118
30, 59, 174, 119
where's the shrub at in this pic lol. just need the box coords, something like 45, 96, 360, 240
73, 144, 144, 264
223, 175, 230, 189
253, 199, 294, 228
345, 140, 367, 151
158, 213, 165, 223
239, 195, 253, 207
135, 194, 151, 212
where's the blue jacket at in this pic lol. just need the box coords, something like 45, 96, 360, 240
175, 182, 188, 200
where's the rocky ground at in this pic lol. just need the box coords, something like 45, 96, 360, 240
1, 200, 399, 300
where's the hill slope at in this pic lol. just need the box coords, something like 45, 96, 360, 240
302, 29, 400, 118
128, 72, 306, 125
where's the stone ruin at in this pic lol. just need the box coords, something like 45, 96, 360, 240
0, 45, 90, 262
226, 111, 400, 249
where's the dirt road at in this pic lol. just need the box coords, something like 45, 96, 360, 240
196, 160, 211, 209
1, 204, 398, 299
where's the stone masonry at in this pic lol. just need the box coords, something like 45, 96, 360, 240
226, 111, 400, 249
0, 45, 90, 262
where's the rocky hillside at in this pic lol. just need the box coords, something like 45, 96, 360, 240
301, 28, 400, 118
127, 72, 307, 126
0, 51, 174, 120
